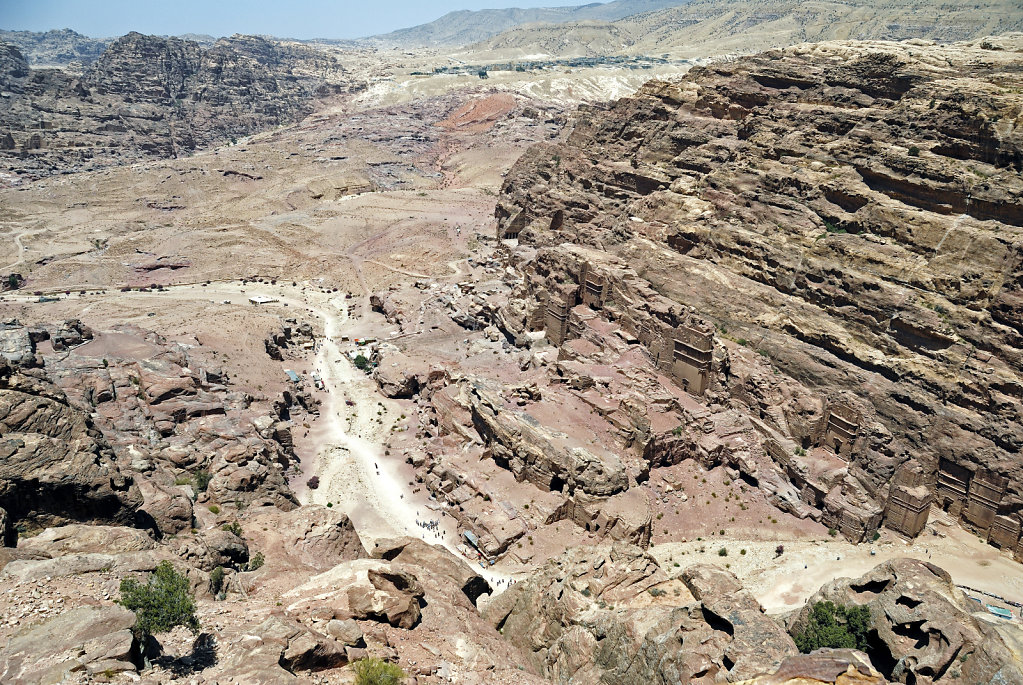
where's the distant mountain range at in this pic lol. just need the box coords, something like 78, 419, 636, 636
0, 28, 110, 67
4, 0, 1021, 68
367, 0, 691, 47
457, 0, 1023, 59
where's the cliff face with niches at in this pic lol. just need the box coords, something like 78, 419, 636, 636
495, 36, 1023, 553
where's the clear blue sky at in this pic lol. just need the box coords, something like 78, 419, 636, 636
0, 0, 590, 39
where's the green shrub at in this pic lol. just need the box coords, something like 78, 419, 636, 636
353, 657, 406, 685
194, 469, 212, 493
829, 528, 838, 537
908, 145, 920, 156
119, 561, 200, 645
718, 548, 728, 557
208, 505, 220, 514
221, 521, 243, 537
209, 566, 225, 596
246, 551, 265, 571
793, 601, 871, 653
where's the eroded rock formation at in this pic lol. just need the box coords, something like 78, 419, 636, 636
492, 36, 1023, 553
0, 32, 362, 177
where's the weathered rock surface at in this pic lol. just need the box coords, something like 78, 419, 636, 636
737, 650, 886, 685
16, 524, 156, 556
493, 36, 1023, 553
0, 32, 363, 178
245, 505, 366, 571
373, 344, 427, 398
220, 614, 346, 683
0, 354, 142, 535
40, 325, 300, 522
789, 558, 1023, 684
0, 28, 110, 67
485, 541, 797, 683
283, 541, 529, 680
0, 605, 139, 683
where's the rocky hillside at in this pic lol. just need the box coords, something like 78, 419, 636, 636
368, 0, 687, 47
495, 35, 1023, 553
464, 0, 1023, 58
0, 32, 361, 178
0, 28, 110, 68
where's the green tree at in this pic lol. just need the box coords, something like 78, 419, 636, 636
119, 561, 200, 647
793, 601, 871, 653
354, 354, 370, 371
353, 657, 406, 685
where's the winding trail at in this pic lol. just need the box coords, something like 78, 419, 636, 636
1, 229, 31, 272
1, 280, 512, 589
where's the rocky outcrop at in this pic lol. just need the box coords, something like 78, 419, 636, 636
369, 537, 493, 606
0, 32, 363, 178
788, 558, 1023, 685
245, 505, 366, 571
373, 344, 427, 398
39, 325, 300, 521
485, 541, 797, 683
0, 28, 110, 67
0, 355, 142, 536
469, 378, 628, 498
738, 650, 887, 685
0, 605, 140, 683
282, 540, 530, 680
16, 524, 156, 556
493, 36, 1023, 552
220, 614, 347, 682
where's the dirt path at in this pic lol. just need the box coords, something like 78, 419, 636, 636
651, 509, 1023, 614
4, 280, 513, 588
362, 258, 434, 280
1, 229, 31, 272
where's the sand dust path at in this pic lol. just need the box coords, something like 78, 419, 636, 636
4, 281, 512, 589
1, 229, 32, 272
651, 510, 1023, 614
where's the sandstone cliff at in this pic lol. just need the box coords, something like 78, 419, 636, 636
0, 32, 361, 178
494, 36, 1023, 553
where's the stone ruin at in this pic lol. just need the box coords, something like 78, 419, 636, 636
935, 459, 1022, 561
883, 462, 932, 539
812, 402, 861, 460
542, 258, 716, 397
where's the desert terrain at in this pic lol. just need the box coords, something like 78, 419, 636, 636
2, 4, 1023, 685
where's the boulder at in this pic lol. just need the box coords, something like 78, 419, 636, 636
135, 477, 193, 535
17, 524, 155, 556
737, 649, 886, 684
0, 605, 139, 683
325, 619, 365, 647
789, 558, 1023, 684
346, 566, 425, 629
485, 542, 798, 683
373, 345, 425, 398
0, 321, 36, 367
172, 528, 249, 571
220, 614, 346, 683
245, 505, 365, 571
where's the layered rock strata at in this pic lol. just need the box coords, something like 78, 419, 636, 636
493, 37, 1023, 553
